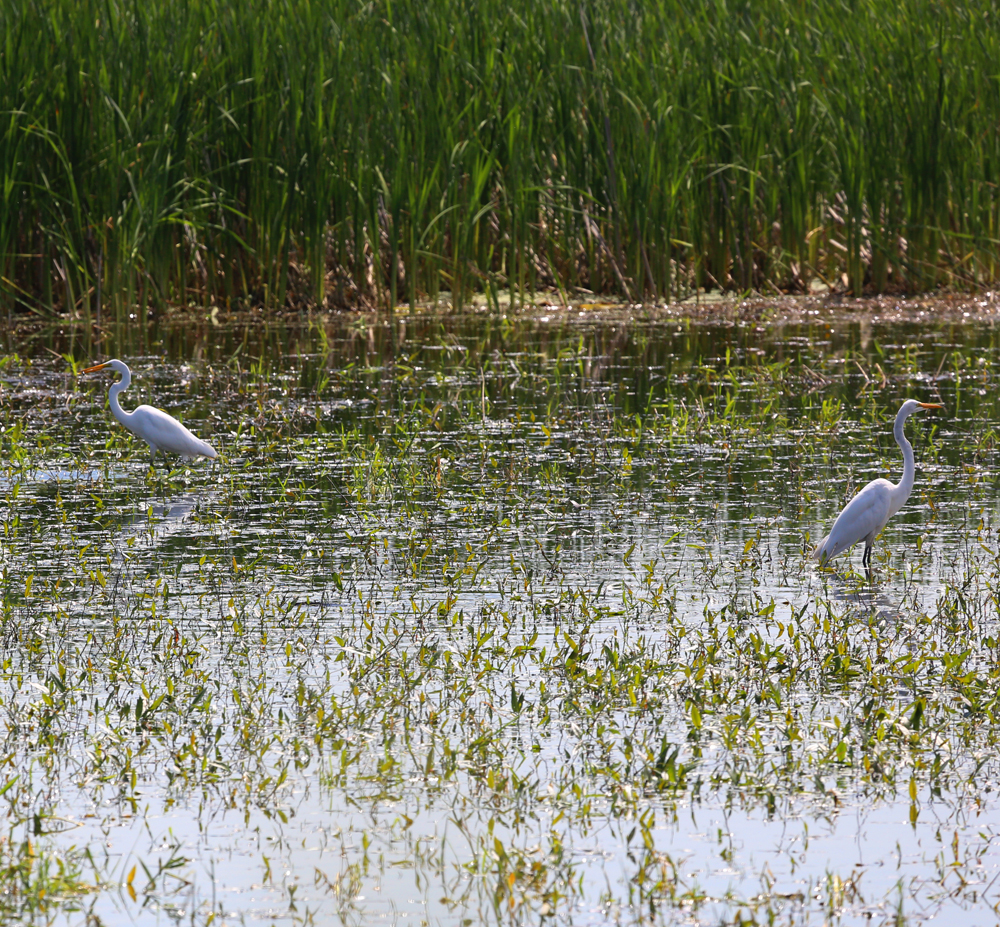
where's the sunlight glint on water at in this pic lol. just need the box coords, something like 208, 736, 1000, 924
1, 309, 999, 925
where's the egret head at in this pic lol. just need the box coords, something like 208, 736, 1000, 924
83, 359, 130, 378
899, 399, 943, 417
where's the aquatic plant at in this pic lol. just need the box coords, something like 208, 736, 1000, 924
1, 312, 999, 923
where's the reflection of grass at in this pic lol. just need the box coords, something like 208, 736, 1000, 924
1, 326, 1000, 922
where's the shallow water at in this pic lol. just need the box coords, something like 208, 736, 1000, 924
2, 307, 1000, 925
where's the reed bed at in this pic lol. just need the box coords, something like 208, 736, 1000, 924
2, 0, 999, 317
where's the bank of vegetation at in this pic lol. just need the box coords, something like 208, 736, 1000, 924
2, 0, 999, 316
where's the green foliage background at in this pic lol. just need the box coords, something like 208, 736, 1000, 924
2, 0, 998, 314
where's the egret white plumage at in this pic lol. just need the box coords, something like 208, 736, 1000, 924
84, 359, 218, 460
814, 399, 942, 569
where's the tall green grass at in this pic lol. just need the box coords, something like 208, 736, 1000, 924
2, 0, 999, 316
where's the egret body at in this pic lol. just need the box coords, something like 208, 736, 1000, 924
84, 359, 217, 460
814, 399, 941, 569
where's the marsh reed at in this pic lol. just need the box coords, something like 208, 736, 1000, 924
2, 0, 999, 316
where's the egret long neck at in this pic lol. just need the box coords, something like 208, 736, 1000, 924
108, 373, 134, 426
891, 410, 916, 514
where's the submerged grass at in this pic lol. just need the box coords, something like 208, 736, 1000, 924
2, 313, 1000, 923
2, 0, 1000, 318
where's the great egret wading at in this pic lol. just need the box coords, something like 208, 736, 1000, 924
84, 359, 218, 460
813, 399, 942, 569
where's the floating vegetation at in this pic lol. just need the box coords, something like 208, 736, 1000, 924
1, 308, 1000, 924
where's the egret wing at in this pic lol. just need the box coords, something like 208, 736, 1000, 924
134, 405, 217, 458
823, 480, 892, 559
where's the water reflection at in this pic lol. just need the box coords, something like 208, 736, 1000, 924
116, 492, 202, 536
3, 307, 1000, 926
105, 489, 219, 600
820, 569, 906, 622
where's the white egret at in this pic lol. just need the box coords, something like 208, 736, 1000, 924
814, 399, 942, 569
84, 359, 218, 460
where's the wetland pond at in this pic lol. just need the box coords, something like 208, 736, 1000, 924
2, 300, 1000, 925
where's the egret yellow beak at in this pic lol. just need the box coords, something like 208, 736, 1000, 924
83, 362, 111, 373
918, 402, 943, 410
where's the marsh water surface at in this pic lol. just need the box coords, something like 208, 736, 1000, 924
2, 302, 1000, 925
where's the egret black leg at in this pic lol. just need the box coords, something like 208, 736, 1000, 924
862, 542, 871, 569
